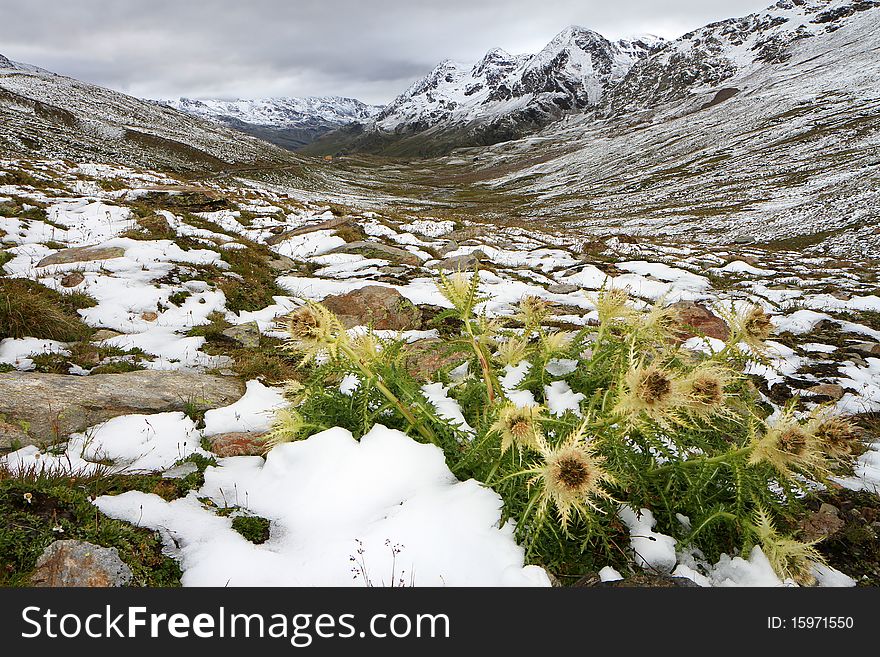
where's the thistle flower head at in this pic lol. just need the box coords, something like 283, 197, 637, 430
806, 412, 864, 462
748, 410, 827, 480
284, 302, 346, 363
516, 295, 550, 329
349, 331, 384, 366
529, 424, 615, 529
494, 335, 532, 367
752, 506, 826, 585
615, 362, 682, 425
436, 269, 484, 319
723, 303, 774, 352
540, 330, 576, 357
681, 365, 731, 415
594, 287, 637, 325
489, 403, 545, 453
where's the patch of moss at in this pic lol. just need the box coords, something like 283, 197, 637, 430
231, 515, 271, 544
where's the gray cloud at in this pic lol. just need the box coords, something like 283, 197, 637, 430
0, 1, 774, 103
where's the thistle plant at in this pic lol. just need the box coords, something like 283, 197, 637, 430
271, 270, 864, 584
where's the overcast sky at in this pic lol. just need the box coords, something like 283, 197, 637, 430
0, 1, 773, 104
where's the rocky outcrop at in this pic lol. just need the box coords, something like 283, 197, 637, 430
0, 370, 245, 446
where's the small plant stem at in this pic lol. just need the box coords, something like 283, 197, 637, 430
464, 320, 496, 403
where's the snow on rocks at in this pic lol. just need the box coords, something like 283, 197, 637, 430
95, 425, 551, 587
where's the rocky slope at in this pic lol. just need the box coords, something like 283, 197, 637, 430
163, 96, 383, 150
308, 29, 661, 156
0, 56, 307, 174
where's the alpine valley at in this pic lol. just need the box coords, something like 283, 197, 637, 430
1, 0, 879, 590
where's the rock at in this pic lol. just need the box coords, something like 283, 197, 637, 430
670, 301, 730, 342
806, 383, 845, 400
0, 370, 245, 446
732, 235, 755, 245
208, 431, 268, 457
91, 329, 123, 341
852, 342, 880, 356
547, 283, 579, 294
430, 250, 486, 271
30, 540, 132, 587
36, 245, 126, 268
402, 339, 470, 381
60, 271, 85, 287
162, 461, 199, 479
222, 321, 261, 349
326, 241, 421, 266
322, 286, 422, 330
266, 255, 297, 272
799, 504, 845, 542
265, 215, 352, 245
437, 240, 459, 256
0, 419, 29, 450
575, 572, 699, 587
141, 311, 158, 322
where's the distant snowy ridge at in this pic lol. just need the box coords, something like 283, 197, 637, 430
163, 96, 382, 128
163, 96, 383, 150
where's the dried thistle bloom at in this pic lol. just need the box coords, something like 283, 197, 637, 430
529, 426, 615, 529
516, 295, 550, 329
681, 365, 731, 415
541, 330, 576, 357
494, 335, 531, 367
614, 363, 681, 425
723, 303, 775, 352
752, 507, 826, 585
284, 302, 346, 363
635, 302, 678, 339
489, 403, 545, 453
806, 412, 864, 461
263, 407, 307, 453
748, 411, 827, 480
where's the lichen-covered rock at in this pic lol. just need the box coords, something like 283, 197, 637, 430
30, 540, 132, 587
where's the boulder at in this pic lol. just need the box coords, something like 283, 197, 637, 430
322, 286, 422, 330
806, 383, 845, 400
60, 271, 85, 287
430, 250, 486, 271
326, 241, 421, 266
265, 215, 352, 245
852, 342, 880, 356
670, 301, 730, 342
36, 245, 126, 268
0, 370, 245, 446
30, 540, 132, 587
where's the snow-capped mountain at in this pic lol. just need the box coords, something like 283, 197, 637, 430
311, 27, 662, 156
0, 54, 304, 172
163, 97, 383, 150
606, 0, 880, 117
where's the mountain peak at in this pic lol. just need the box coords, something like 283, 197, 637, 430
0, 53, 15, 69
